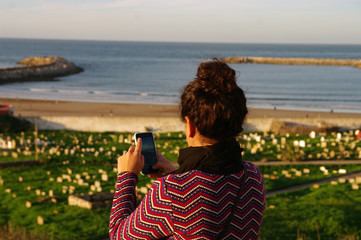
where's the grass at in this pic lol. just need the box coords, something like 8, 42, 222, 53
0, 129, 361, 239
260, 183, 361, 239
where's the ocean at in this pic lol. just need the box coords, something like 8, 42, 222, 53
0, 38, 360, 113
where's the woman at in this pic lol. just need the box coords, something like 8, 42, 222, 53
109, 60, 266, 239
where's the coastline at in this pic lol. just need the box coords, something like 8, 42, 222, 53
1, 97, 361, 132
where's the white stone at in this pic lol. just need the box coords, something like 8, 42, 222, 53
313, 184, 320, 189
330, 181, 338, 185
309, 131, 316, 138
356, 177, 361, 184
76, 178, 83, 185
303, 168, 310, 174
140, 187, 148, 194
37, 216, 44, 225
337, 133, 342, 139
95, 181, 101, 188
338, 169, 347, 174
101, 173, 108, 182
338, 178, 346, 183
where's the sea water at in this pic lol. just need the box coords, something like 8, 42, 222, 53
0, 38, 360, 113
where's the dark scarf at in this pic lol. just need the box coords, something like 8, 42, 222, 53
174, 138, 244, 175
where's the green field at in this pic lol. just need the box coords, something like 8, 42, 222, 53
261, 183, 361, 240
1, 130, 361, 239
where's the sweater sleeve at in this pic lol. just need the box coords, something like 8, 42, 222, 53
109, 172, 174, 240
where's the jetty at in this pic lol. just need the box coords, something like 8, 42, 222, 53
221, 56, 361, 69
0, 56, 83, 84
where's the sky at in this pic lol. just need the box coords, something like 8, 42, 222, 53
0, 0, 361, 44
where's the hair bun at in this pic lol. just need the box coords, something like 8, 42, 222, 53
196, 59, 236, 94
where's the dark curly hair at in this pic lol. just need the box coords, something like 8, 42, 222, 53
180, 59, 248, 141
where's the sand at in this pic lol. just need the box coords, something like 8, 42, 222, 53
1, 97, 361, 132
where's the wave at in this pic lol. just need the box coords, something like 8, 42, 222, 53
29, 88, 54, 92
57, 89, 90, 94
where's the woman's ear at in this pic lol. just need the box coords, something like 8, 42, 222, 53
185, 116, 196, 139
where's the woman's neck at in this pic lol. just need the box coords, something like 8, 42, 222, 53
187, 133, 218, 147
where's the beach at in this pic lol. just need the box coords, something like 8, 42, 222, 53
1, 97, 361, 132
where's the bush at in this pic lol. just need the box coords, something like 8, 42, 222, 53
0, 115, 33, 133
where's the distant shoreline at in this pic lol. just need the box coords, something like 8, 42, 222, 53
222, 56, 361, 69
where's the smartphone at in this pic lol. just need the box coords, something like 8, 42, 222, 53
134, 132, 159, 175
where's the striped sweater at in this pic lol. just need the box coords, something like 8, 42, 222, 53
109, 162, 265, 239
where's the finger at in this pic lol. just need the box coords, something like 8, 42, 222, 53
128, 146, 135, 153
135, 138, 142, 154
152, 161, 161, 168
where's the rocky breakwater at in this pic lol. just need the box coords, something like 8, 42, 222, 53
222, 56, 361, 69
0, 56, 84, 84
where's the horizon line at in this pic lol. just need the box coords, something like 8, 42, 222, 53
1, 37, 360, 46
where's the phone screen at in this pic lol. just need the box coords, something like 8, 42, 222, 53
134, 132, 159, 174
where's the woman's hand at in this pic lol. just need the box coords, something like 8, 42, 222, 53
148, 151, 178, 178
117, 138, 144, 175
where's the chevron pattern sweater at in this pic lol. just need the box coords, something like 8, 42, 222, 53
109, 162, 265, 239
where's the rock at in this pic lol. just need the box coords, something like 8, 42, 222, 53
0, 56, 83, 84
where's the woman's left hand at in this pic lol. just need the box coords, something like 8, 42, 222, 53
117, 138, 144, 175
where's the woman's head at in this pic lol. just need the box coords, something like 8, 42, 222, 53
180, 59, 248, 142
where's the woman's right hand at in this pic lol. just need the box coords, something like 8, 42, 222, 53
148, 151, 177, 178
